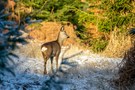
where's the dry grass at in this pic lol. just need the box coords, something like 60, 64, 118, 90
102, 30, 132, 58
27, 22, 77, 44
113, 45, 135, 90
18, 42, 43, 59
63, 44, 84, 58
18, 40, 83, 60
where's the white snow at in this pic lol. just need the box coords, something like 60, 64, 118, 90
0, 50, 122, 90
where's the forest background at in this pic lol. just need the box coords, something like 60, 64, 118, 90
0, 0, 135, 58
18, 0, 135, 57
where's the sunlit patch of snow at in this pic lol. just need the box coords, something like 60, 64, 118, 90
0, 51, 122, 90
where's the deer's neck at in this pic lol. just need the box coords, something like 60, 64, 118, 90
57, 37, 64, 46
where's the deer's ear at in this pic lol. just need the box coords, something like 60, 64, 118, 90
60, 26, 64, 31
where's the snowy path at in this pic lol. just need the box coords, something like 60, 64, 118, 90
60, 52, 121, 90
0, 51, 122, 90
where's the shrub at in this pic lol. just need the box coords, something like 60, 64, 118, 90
91, 38, 108, 52
0, 0, 36, 75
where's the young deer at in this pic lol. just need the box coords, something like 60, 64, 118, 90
41, 25, 69, 74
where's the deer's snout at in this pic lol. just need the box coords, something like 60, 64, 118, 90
67, 36, 69, 38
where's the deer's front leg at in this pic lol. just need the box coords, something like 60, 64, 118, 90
55, 53, 60, 71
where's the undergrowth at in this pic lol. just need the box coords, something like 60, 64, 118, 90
91, 38, 108, 53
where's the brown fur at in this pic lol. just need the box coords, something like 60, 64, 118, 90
41, 25, 69, 74
41, 41, 61, 74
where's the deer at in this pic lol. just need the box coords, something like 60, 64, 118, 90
41, 25, 69, 74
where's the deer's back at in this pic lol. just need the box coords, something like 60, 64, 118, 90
41, 41, 61, 58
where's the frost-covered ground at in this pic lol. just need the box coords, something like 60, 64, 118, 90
0, 50, 122, 90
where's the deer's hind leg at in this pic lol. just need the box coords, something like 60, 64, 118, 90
42, 52, 48, 74
50, 55, 55, 73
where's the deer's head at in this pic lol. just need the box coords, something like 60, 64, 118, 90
59, 25, 69, 39
57, 25, 69, 46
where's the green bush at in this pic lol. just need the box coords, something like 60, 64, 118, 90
20, 0, 135, 53
99, 0, 135, 31
91, 38, 108, 52
98, 19, 112, 33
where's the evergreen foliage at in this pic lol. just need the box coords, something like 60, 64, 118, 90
20, 0, 90, 38
20, 0, 135, 52
99, 0, 135, 32
21, 0, 89, 21
0, 9, 32, 75
91, 38, 108, 52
